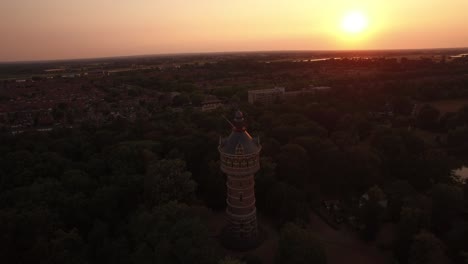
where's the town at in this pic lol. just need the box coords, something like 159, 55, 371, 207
2, 49, 466, 135
2, 50, 468, 264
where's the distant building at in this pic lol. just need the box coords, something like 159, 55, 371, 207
248, 86, 331, 104
284, 86, 332, 98
199, 99, 224, 112
309, 86, 332, 92
86, 71, 108, 77
248, 87, 285, 105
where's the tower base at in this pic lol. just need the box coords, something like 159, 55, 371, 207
219, 225, 265, 251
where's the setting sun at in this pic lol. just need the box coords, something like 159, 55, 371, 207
2, 1, 468, 61
341, 11, 368, 34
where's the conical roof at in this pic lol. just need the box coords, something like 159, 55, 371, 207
219, 111, 260, 155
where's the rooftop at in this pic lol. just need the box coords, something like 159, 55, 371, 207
219, 111, 261, 155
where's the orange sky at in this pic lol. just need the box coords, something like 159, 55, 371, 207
1, 0, 468, 62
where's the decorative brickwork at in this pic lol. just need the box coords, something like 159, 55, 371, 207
218, 111, 261, 249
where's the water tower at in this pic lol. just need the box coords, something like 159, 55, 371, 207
218, 110, 262, 249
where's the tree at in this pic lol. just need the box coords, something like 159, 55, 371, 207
106, 143, 154, 176
172, 94, 191, 107
431, 183, 463, 233
33, 152, 69, 179
61, 170, 96, 195
360, 186, 386, 240
277, 223, 327, 264
416, 104, 440, 130
308, 106, 341, 131
445, 220, 468, 263
394, 206, 431, 262
409, 231, 449, 264
447, 126, 468, 153
130, 202, 218, 264
276, 144, 309, 187
345, 146, 382, 193
190, 93, 204, 107
392, 97, 414, 116
263, 181, 309, 225
199, 160, 226, 210
371, 129, 432, 190
145, 159, 197, 206
291, 136, 344, 193
218, 257, 245, 264
386, 180, 415, 221
50, 229, 87, 264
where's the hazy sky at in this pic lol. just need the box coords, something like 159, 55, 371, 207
1, 0, 468, 61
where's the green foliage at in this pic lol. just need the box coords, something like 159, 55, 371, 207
276, 144, 309, 186
431, 183, 464, 233
130, 202, 218, 264
198, 160, 226, 210
265, 181, 309, 225
277, 223, 327, 264
370, 128, 452, 190
0, 61, 466, 264
447, 125, 468, 153
360, 186, 386, 240
172, 94, 191, 107
50, 229, 87, 264
106, 143, 154, 176
399, 207, 430, 241
393, 195, 433, 263
218, 256, 246, 264
393, 97, 414, 116
61, 170, 96, 195
416, 104, 440, 130
145, 159, 197, 206
409, 231, 448, 264
345, 146, 382, 192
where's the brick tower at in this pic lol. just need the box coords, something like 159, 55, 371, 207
218, 110, 261, 249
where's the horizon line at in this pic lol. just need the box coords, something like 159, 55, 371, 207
2, 46, 468, 65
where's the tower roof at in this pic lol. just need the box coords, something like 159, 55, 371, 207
219, 111, 260, 155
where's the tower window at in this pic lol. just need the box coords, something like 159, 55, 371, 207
239, 192, 243, 202
235, 144, 244, 155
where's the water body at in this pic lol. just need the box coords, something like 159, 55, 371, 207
451, 53, 468, 58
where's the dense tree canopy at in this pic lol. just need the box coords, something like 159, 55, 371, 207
277, 223, 327, 264
2, 54, 468, 263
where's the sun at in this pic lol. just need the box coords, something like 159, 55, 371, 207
341, 11, 368, 34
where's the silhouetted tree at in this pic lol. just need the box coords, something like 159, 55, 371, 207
144, 159, 197, 206
409, 231, 449, 264
277, 223, 327, 264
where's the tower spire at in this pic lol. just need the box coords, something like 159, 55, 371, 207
233, 110, 246, 131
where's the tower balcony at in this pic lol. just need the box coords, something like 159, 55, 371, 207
221, 163, 260, 176
220, 155, 260, 175
226, 207, 257, 221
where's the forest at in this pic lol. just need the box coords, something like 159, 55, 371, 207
2, 54, 468, 264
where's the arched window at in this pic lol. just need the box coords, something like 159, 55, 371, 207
235, 144, 244, 155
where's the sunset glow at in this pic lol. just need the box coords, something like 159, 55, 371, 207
1, 0, 468, 61
341, 11, 368, 34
